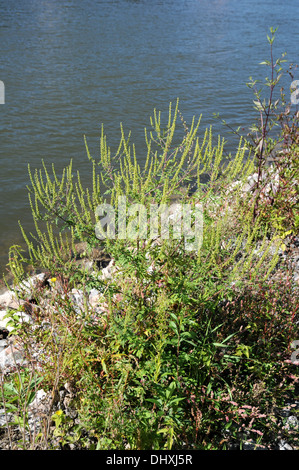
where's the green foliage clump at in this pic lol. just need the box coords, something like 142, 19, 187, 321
1, 29, 298, 450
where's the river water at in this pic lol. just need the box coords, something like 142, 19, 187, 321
0, 0, 298, 275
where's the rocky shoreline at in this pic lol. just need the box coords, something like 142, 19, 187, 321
0, 249, 116, 450
0, 232, 298, 449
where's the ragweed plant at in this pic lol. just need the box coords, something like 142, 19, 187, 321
7, 98, 280, 288
4, 97, 296, 451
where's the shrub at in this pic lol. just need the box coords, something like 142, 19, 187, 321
2, 29, 298, 450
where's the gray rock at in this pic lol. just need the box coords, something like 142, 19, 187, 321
25, 389, 53, 434
0, 309, 32, 333
16, 273, 47, 296
88, 289, 103, 308
0, 310, 11, 332
99, 259, 117, 281
0, 342, 26, 370
0, 291, 21, 310
227, 168, 281, 198
283, 415, 299, 432
70, 288, 86, 314
0, 339, 8, 354
28, 389, 49, 418
74, 259, 94, 272
0, 408, 14, 427
293, 273, 299, 285
278, 439, 294, 450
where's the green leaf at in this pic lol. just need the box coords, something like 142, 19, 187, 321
169, 397, 185, 405
3, 383, 18, 395
169, 321, 178, 334
145, 398, 162, 407
3, 403, 18, 413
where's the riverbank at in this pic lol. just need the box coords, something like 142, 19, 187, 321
1, 88, 298, 449
0, 170, 298, 449
0, 232, 298, 450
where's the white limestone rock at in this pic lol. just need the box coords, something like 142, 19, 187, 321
0, 342, 26, 370
0, 290, 21, 310
16, 273, 47, 295
0, 309, 32, 333
99, 259, 117, 281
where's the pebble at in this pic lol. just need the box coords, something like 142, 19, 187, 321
0, 409, 14, 427
15, 273, 47, 296
0, 339, 8, 353
278, 440, 294, 450
88, 288, 103, 308
0, 309, 33, 333
283, 415, 299, 431
0, 291, 21, 310
70, 288, 86, 314
0, 341, 27, 370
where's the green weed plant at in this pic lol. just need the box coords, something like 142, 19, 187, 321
1, 29, 298, 450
